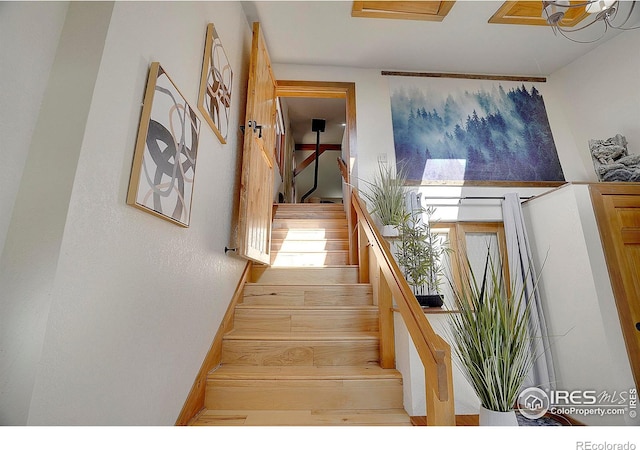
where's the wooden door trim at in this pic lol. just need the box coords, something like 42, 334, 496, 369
276, 80, 356, 185
590, 182, 640, 390
276, 80, 357, 263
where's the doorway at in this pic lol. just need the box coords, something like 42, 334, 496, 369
275, 81, 356, 205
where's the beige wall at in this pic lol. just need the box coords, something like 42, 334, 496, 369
0, 1, 69, 256
1, 1, 251, 425
2, 1, 639, 426
522, 30, 640, 426
523, 184, 637, 426
547, 30, 640, 182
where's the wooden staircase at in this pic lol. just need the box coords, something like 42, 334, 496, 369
189, 203, 411, 426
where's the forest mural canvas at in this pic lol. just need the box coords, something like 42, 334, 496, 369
388, 76, 565, 185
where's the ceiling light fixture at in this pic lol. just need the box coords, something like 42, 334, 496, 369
542, 0, 640, 43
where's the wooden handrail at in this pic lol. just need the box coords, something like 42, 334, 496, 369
350, 190, 455, 426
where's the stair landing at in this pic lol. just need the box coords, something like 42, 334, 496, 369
270, 204, 349, 267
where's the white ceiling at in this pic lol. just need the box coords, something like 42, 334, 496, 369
247, 0, 640, 199
243, 0, 639, 76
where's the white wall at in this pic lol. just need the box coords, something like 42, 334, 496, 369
295, 150, 344, 202
272, 63, 582, 222
523, 184, 637, 426
1, 1, 251, 425
3, 2, 638, 426
520, 29, 640, 426
0, 1, 114, 425
0, 1, 69, 256
394, 313, 481, 416
546, 30, 640, 182
0, 3, 70, 424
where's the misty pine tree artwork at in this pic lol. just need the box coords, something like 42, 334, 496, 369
389, 77, 565, 184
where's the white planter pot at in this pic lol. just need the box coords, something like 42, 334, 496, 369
479, 406, 519, 426
381, 224, 398, 237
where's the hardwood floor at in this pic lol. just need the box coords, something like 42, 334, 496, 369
411, 415, 479, 426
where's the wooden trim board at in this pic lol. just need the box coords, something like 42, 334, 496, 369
382, 70, 546, 83
352, 1, 456, 22
175, 261, 252, 425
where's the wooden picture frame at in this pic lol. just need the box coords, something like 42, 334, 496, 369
127, 62, 200, 227
198, 23, 233, 144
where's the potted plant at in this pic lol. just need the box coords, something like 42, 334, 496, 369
360, 161, 407, 237
395, 205, 448, 307
447, 250, 536, 426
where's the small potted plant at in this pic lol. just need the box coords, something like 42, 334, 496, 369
395, 205, 448, 307
360, 161, 407, 237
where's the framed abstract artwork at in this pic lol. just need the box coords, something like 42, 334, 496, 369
127, 62, 200, 227
387, 74, 566, 186
198, 23, 233, 144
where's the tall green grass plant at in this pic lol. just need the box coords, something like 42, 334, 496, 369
448, 251, 536, 412
360, 162, 407, 227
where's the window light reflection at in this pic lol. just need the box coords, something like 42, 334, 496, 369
271, 228, 329, 267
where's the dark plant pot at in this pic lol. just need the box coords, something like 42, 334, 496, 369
416, 294, 444, 308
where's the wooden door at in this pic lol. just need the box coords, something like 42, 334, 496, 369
237, 23, 277, 265
590, 183, 640, 389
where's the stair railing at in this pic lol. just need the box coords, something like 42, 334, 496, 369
349, 188, 456, 426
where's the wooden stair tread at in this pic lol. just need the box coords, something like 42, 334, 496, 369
271, 250, 348, 254
252, 265, 358, 270
224, 330, 379, 341
270, 239, 349, 251
193, 202, 411, 425
250, 266, 360, 284
235, 304, 377, 311
262, 264, 358, 268
251, 266, 359, 274
241, 283, 373, 307
273, 211, 347, 219
244, 283, 370, 288
270, 250, 349, 267
274, 203, 344, 210
209, 365, 403, 380
272, 219, 348, 229
274, 205, 345, 210
270, 228, 347, 234
271, 229, 348, 239
191, 409, 411, 426
190, 409, 411, 426
243, 283, 372, 291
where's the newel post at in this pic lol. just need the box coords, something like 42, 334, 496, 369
425, 351, 456, 426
